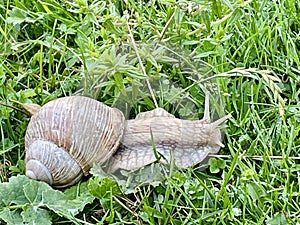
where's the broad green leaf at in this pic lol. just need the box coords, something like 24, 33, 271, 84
7, 7, 38, 25
88, 176, 121, 209
7, 8, 27, 24
209, 158, 226, 173
23, 181, 43, 204
267, 212, 288, 225
18, 89, 36, 100
88, 176, 121, 199
21, 207, 51, 225
91, 163, 165, 194
43, 182, 94, 219
0, 208, 23, 225
0, 175, 94, 224
0, 175, 29, 206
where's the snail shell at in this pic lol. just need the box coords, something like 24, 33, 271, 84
25, 96, 125, 188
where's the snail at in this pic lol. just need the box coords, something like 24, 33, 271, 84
25, 94, 230, 188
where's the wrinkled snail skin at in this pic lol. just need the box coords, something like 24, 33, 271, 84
106, 108, 229, 173
25, 96, 125, 188
25, 94, 229, 188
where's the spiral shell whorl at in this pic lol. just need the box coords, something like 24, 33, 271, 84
25, 140, 82, 187
25, 96, 125, 187
26, 160, 53, 184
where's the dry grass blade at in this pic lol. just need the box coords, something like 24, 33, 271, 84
201, 67, 285, 115
9, 100, 41, 116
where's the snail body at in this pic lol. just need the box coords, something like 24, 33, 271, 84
25, 94, 229, 188
107, 96, 229, 172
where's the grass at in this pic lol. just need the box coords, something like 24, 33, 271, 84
1, 0, 300, 224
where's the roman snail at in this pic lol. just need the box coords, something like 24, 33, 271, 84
25, 94, 230, 188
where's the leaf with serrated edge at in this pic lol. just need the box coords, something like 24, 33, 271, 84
0, 175, 94, 224
43, 182, 94, 220
0, 175, 29, 206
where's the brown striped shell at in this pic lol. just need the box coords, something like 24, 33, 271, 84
25, 96, 125, 188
